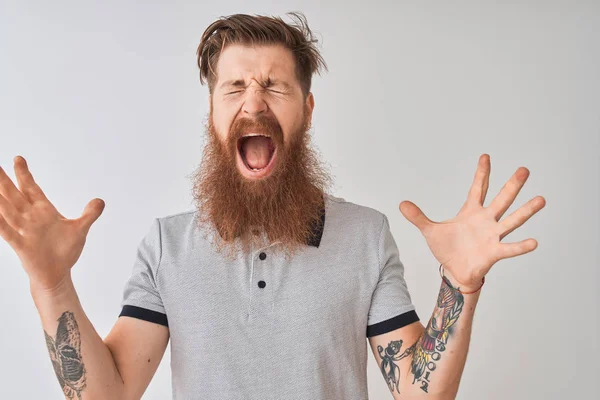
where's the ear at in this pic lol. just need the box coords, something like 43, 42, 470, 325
305, 92, 315, 125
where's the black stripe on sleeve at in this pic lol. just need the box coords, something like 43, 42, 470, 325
119, 305, 169, 328
366, 309, 419, 338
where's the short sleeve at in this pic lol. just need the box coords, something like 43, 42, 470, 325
366, 214, 419, 337
118, 218, 169, 327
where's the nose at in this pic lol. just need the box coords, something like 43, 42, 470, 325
241, 85, 268, 117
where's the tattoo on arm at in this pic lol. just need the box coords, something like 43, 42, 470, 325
44, 311, 87, 400
377, 339, 417, 394
410, 276, 465, 393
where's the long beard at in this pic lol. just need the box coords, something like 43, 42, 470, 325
190, 107, 333, 260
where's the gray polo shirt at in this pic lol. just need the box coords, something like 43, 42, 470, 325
119, 193, 419, 399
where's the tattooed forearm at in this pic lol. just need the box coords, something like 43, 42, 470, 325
410, 275, 465, 394
44, 311, 87, 400
377, 339, 417, 394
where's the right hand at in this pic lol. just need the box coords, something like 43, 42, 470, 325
0, 155, 105, 292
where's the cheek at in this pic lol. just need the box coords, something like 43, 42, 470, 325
275, 106, 305, 142
211, 108, 235, 142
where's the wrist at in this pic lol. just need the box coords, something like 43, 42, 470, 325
440, 265, 484, 294
29, 273, 76, 302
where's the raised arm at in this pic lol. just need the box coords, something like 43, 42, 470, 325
31, 276, 169, 400
1, 156, 168, 400
368, 154, 545, 399
368, 271, 481, 399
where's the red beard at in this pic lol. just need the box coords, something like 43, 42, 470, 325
191, 106, 333, 259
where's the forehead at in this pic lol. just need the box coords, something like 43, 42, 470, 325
215, 43, 298, 84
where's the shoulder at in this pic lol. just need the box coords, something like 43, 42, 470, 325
157, 209, 197, 222
324, 193, 387, 235
152, 209, 199, 242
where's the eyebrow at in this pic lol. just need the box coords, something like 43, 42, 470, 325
220, 79, 246, 89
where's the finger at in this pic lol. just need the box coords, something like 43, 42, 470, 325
495, 238, 538, 260
13, 156, 50, 204
0, 193, 23, 231
498, 196, 546, 240
75, 198, 105, 236
399, 200, 433, 233
464, 154, 491, 208
488, 167, 529, 221
0, 214, 24, 250
0, 165, 29, 211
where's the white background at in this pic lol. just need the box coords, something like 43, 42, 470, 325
0, 1, 598, 399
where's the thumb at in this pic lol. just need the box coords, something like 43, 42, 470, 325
399, 200, 433, 233
76, 198, 105, 235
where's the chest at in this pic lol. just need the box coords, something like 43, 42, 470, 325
157, 247, 377, 341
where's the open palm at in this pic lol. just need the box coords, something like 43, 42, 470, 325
399, 154, 546, 291
0, 156, 105, 291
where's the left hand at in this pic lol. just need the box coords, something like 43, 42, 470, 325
399, 154, 546, 292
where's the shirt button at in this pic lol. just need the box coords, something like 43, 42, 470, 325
258, 280, 266, 288
259, 252, 267, 260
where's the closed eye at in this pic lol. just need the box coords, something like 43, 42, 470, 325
269, 89, 285, 94
226, 89, 285, 95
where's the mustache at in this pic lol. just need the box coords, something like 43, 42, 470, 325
229, 114, 284, 146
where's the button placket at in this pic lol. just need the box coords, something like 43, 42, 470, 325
247, 246, 274, 322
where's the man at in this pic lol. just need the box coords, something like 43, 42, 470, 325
0, 12, 545, 400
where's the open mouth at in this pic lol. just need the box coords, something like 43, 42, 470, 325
236, 133, 277, 179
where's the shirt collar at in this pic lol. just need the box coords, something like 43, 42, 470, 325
307, 203, 325, 248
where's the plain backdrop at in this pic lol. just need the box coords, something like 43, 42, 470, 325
0, 1, 598, 399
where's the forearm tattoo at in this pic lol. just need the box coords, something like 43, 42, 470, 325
410, 275, 465, 393
44, 311, 87, 400
377, 339, 416, 394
